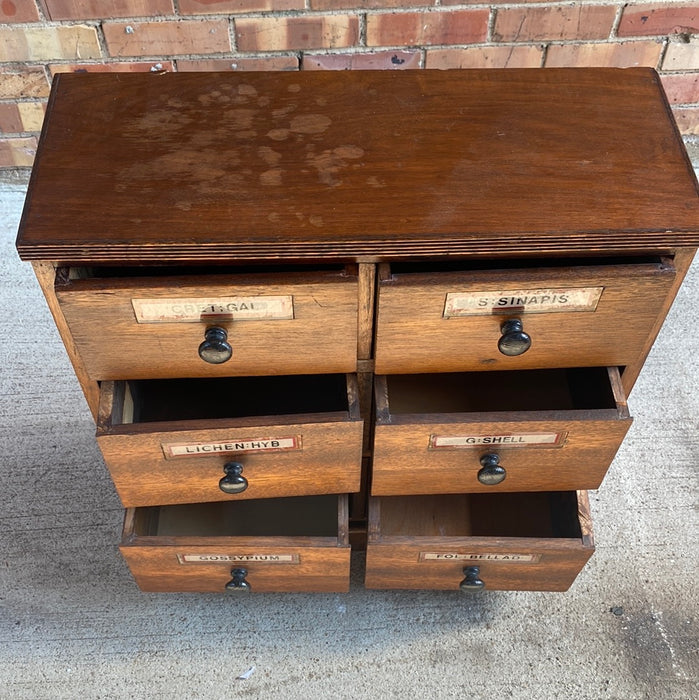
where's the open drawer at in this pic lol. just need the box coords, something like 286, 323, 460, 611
120, 494, 350, 593
55, 264, 359, 380
372, 367, 631, 495
365, 491, 594, 592
375, 257, 676, 374
98, 374, 363, 507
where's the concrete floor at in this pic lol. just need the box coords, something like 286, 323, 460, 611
1, 179, 697, 699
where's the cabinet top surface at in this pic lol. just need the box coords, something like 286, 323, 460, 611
16, 68, 699, 263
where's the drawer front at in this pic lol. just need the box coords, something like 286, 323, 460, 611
56, 269, 358, 380
372, 417, 630, 495
375, 260, 676, 373
121, 544, 351, 593
97, 378, 363, 507
365, 542, 592, 592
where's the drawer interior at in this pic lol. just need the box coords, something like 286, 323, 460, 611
63, 263, 350, 280
114, 374, 350, 424
386, 255, 666, 275
376, 492, 583, 539
130, 495, 341, 538
383, 367, 617, 414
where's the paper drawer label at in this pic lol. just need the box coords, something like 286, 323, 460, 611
420, 552, 541, 563
162, 436, 301, 459
132, 295, 294, 323
443, 287, 603, 317
430, 433, 565, 449
178, 554, 299, 564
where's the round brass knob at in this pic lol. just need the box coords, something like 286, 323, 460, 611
198, 326, 232, 364
498, 318, 531, 356
225, 567, 251, 592
478, 453, 506, 485
219, 462, 248, 494
460, 566, 485, 591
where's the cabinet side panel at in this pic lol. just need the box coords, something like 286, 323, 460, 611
31, 261, 100, 418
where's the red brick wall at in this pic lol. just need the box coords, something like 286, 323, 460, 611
2, 1, 698, 168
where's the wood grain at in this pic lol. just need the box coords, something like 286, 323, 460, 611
375, 259, 676, 374
17, 69, 699, 263
98, 377, 364, 507
120, 495, 350, 593
365, 492, 594, 591
31, 261, 100, 418
56, 267, 358, 380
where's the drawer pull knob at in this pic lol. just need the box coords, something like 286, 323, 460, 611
460, 566, 485, 592
478, 454, 506, 485
498, 319, 531, 356
225, 568, 251, 592
198, 326, 232, 364
219, 462, 248, 494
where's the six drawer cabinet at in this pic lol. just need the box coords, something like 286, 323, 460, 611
16, 68, 699, 595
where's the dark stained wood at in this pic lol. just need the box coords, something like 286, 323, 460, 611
16, 69, 699, 264
18, 69, 698, 593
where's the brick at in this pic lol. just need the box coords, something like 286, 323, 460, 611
494, 5, 617, 43
0, 104, 22, 134
0, 136, 38, 167
236, 15, 359, 52
18, 101, 46, 132
664, 39, 699, 70
366, 10, 489, 47
546, 40, 663, 68
1, 0, 40, 22
50, 61, 175, 75
180, 0, 302, 14
104, 20, 230, 57
42, 0, 173, 20
178, 57, 299, 71
660, 72, 699, 104
618, 4, 699, 38
304, 50, 421, 70
426, 45, 543, 69
0, 26, 101, 62
0, 67, 50, 99
671, 106, 699, 134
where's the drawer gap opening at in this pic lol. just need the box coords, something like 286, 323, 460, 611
120, 374, 349, 424
388, 256, 666, 275
385, 368, 616, 414
64, 263, 350, 280
135, 496, 340, 538
378, 492, 582, 539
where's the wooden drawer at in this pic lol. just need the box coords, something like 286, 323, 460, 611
120, 495, 350, 593
371, 367, 631, 495
365, 491, 594, 591
55, 265, 358, 380
374, 257, 676, 374
97, 374, 363, 507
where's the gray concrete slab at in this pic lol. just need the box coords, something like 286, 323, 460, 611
1, 182, 697, 699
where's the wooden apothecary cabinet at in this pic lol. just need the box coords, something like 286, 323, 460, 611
16, 68, 699, 595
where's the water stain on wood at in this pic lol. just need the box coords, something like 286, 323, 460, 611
289, 114, 332, 135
